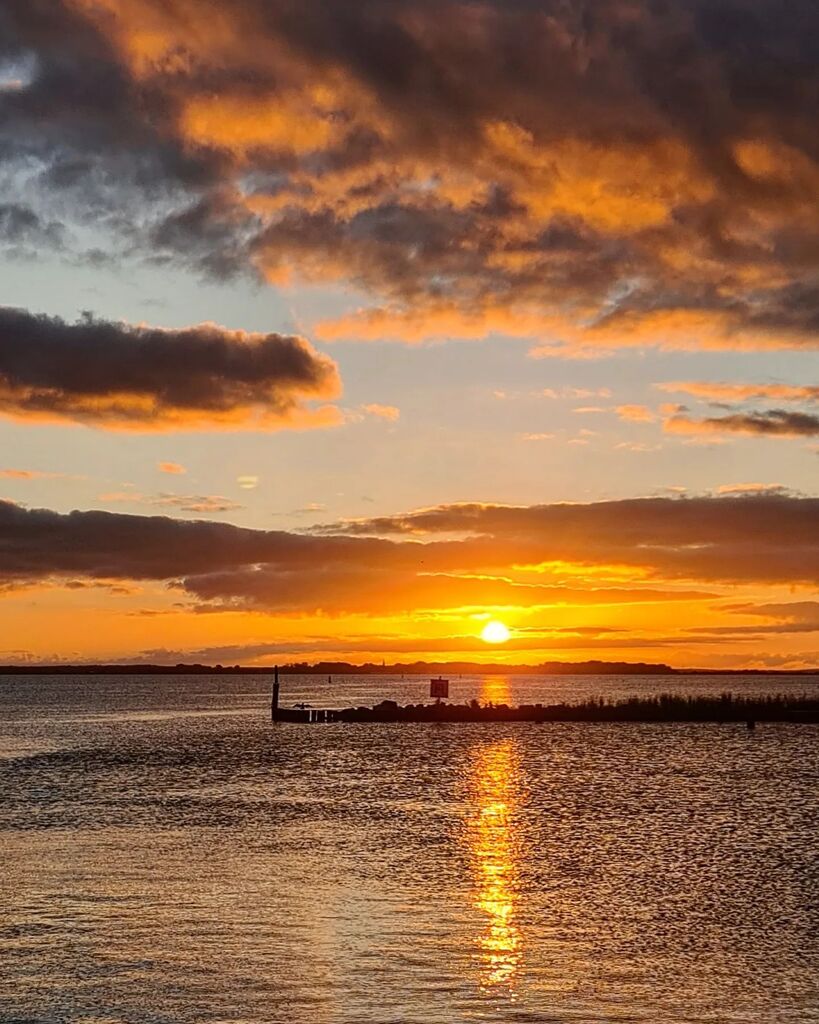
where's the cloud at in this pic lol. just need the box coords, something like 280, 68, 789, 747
543, 388, 613, 400
614, 442, 661, 453
271, 503, 328, 518
0, 468, 82, 480
616, 404, 656, 423
4, 0, 819, 353
342, 403, 402, 425
656, 381, 819, 403
99, 492, 244, 514
2, 495, 819, 623
693, 601, 819, 636
360, 403, 400, 422
0, 204, 64, 252
294, 503, 327, 514
716, 483, 790, 496
311, 495, 819, 586
181, 568, 712, 616
152, 494, 244, 514
158, 462, 186, 475
665, 409, 819, 437
0, 307, 341, 431
728, 602, 819, 628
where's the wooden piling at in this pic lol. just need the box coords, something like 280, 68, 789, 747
271, 665, 280, 720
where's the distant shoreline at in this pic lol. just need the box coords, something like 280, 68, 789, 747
1, 661, 818, 676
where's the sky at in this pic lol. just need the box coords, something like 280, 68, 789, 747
1, 0, 818, 668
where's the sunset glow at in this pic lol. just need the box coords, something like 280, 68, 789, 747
3, 5, 818, 1022
0, 0, 817, 671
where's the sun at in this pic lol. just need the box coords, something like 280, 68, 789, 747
481, 620, 511, 644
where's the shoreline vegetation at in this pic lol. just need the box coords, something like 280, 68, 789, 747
1, 660, 818, 676
275, 693, 819, 724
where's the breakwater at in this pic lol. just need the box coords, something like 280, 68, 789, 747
272, 693, 819, 724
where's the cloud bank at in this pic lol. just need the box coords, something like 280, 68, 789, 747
2, 495, 818, 618
3, 0, 819, 351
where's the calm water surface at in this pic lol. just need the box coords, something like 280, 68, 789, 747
1, 673, 817, 1023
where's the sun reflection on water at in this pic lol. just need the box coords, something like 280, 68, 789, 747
468, 725, 524, 995
479, 674, 513, 706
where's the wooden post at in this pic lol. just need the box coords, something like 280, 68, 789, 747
271, 665, 280, 721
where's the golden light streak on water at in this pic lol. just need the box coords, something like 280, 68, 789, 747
468, 734, 524, 995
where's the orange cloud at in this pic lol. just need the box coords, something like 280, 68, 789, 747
716, 483, 790, 495
0, 468, 38, 479
665, 410, 819, 438
0, 468, 82, 480
656, 382, 819, 403
180, 94, 339, 157
616, 405, 656, 423
6, 0, 819, 354
158, 462, 186, 475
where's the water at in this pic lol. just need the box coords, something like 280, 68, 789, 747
1, 673, 817, 1023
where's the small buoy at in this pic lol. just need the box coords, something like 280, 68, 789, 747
746, 719, 756, 731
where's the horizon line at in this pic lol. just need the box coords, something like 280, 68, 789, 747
2, 660, 818, 676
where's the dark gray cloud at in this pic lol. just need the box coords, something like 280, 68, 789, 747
1, 495, 818, 617
0, 0, 223, 184
0, 499, 402, 583
0, 306, 340, 429
0, 203, 64, 251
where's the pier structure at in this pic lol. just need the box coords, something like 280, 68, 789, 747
268, 670, 819, 725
